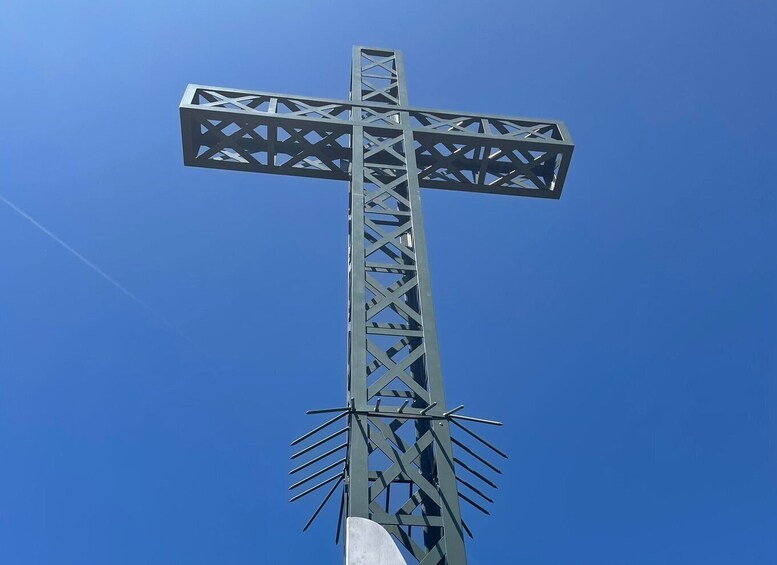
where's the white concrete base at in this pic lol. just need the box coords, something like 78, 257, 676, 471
345, 517, 407, 565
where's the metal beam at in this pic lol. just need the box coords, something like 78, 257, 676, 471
180, 81, 573, 198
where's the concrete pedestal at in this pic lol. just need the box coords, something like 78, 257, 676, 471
345, 517, 407, 565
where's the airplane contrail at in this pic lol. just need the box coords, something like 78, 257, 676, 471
0, 193, 190, 340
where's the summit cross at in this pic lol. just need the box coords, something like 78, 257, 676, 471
179, 46, 573, 565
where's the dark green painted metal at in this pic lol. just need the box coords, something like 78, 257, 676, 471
179, 46, 574, 565
345, 47, 466, 564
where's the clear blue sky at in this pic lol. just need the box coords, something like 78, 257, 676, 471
1, 1, 775, 563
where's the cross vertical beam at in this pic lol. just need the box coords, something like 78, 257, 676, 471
346, 47, 466, 564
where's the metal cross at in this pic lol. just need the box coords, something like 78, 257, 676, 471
179, 46, 573, 565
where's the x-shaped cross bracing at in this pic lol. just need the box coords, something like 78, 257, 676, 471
180, 71, 572, 198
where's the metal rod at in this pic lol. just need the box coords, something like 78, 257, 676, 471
461, 519, 474, 539
291, 427, 348, 460
420, 401, 437, 415
352, 410, 440, 420
454, 457, 497, 489
302, 476, 344, 532
335, 486, 346, 544
289, 458, 346, 491
290, 472, 343, 503
289, 442, 348, 475
451, 437, 502, 475
443, 404, 465, 417
456, 476, 494, 503
290, 411, 348, 446
374, 398, 381, 412
451, 419, 508, 459
449, 413, 503, 426
306, 407, 350, 415
458, 491, 490, 515
397, 399, 410, 413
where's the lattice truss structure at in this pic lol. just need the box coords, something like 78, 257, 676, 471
180, 48, 574, 565
180, 58, 572, 198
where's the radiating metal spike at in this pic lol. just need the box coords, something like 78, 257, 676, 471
302, 476, 344, 532
451, 419, 508, 458
452, 437, 502, 474
306, 406, 349, 415
449, 413, 502, 426
459, 491, 490, 515
457, 476, 494, 503
290, 411, 348, 446
454, 457, 497, 489
289, 442, 348, 475
291, 427, 348, 460
335, 486, 346, 544
289, 472, 343, 502
289, 457, 346, 491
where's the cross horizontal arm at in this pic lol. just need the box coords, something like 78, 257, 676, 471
179, 85, 574, 198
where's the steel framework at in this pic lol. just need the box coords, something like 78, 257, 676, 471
179, 47, 573, 565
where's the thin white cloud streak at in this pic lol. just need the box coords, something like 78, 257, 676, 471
0, 193, 190, 341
